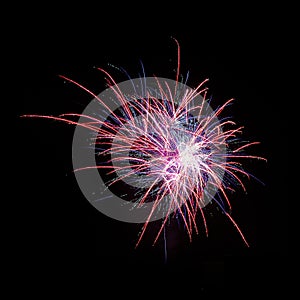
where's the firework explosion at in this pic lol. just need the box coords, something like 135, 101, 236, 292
22, 39, 266, 248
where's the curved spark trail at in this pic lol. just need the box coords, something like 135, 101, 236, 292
22, 39, 266, 248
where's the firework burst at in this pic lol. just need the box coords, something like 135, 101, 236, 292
22, 39, 266, 248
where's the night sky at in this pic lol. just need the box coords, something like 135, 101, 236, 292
14, 5, 288, 296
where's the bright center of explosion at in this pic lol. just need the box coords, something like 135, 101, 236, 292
178, 143, 198, 168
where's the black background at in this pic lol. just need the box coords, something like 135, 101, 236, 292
14, 4, 289, 296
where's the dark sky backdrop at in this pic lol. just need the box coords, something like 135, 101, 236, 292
15, 5, 288, 296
